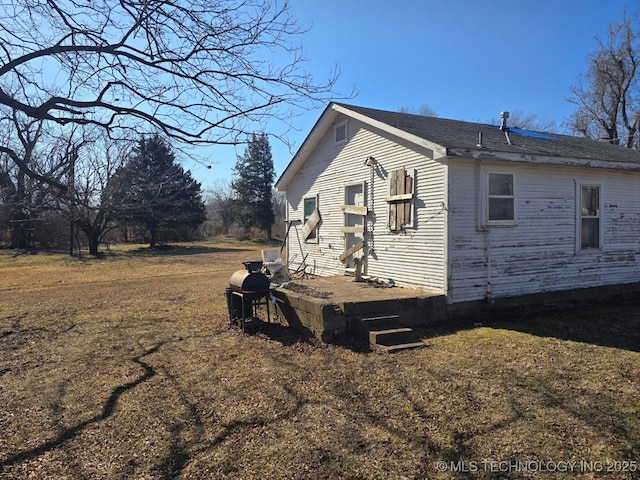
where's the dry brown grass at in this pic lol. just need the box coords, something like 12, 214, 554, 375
1, 240, 639, 479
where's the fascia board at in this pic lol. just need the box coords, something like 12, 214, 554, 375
448, 148, 640, 172
332, 104, 448, 157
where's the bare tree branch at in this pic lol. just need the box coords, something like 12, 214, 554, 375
0, 143, 68, 192
1, 0, 342, 133
0, 0, 351, 187
567, 12, 640, 148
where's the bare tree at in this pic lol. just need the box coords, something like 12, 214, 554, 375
204, 181, 237, 237
489, 110, 558, 132
0, 113, 71, 247
0, 0, 345, 187
398, 104, 438, 117
568, 13, 640, 148
66, 131, 131, 255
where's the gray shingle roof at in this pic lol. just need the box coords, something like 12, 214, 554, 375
336, 103, 640, 165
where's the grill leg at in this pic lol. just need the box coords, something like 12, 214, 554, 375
240, 294, 246, 332
229, 291, 270, 332
266, 295, 270, 323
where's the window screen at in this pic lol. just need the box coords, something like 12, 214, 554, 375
487, 173, 514, 222
580, 185, 600, 249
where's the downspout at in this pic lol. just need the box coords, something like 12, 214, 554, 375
486, 229, 493, 303
477, 152, 493, 304
368, 157, 375, 256
364, 156, 377, 274
478, 159, 493, 303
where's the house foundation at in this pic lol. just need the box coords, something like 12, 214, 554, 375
270, 286, 445, 342
270, 278, 640, 343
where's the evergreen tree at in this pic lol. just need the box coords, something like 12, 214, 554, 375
112, 135, 206, 248
232, 133, 276, 238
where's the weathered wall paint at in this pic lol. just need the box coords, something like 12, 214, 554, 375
285, 116, 640, 305
285, 114, 447, 292
448, 159, 640, 303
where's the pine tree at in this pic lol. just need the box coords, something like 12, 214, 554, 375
232, 133, 276, 239
112, 135, 206, 248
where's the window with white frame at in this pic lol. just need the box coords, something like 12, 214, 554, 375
580, 184, 600, 249
485, 172, 515, 225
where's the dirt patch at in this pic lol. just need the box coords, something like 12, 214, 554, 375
278, 274, 440, 305
280, 281, 334, 299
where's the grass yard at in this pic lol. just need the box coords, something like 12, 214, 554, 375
0, 240, 639, 479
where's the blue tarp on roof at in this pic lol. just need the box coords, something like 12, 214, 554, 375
509, 127, 559, 141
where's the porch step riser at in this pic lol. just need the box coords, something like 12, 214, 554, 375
369, 328, 421, 346
377, 342, 425, 353
353, 314, 424, 352
351, 315, 400, 333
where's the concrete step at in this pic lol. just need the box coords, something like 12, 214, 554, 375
376, 341, 426, 353
353, 314, 400, 332
369, 327, 419, 346
352, 314, 425, 352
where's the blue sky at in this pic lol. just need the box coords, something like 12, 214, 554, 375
191, 0, 636, 191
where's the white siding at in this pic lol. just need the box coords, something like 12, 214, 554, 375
448, 159, 640, 303
285, 115, 447, 292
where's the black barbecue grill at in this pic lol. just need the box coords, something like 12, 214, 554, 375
225, 261, 271, 330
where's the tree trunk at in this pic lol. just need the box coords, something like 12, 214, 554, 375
74, 220, 103, 256
149, 227, 157, 249
88, 230, 100, 256
10, 212, 29, 249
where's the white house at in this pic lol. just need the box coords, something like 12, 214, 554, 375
275, 103, 640, 307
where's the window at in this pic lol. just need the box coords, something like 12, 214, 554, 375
486, 172, 515, 224
580, 185, 600, 249
302, 196, 319, 241
386, 168, 415, 231
334, 122, 347, 144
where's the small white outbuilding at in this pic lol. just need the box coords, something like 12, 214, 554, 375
275, 102, 640, 307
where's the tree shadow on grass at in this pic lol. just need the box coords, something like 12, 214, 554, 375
0, 341, 165, 472
236, 319, 318, 348
236, 317, 373, 353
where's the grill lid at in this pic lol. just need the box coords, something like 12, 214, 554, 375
229, 268, 270, 296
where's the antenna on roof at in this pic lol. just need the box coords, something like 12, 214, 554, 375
499, 111, 512, 145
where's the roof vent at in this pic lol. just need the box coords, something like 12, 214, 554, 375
499, 111, 510, 131
499, 111, 512, 145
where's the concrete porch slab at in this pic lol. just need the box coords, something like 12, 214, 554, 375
270, 275, 446, 342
